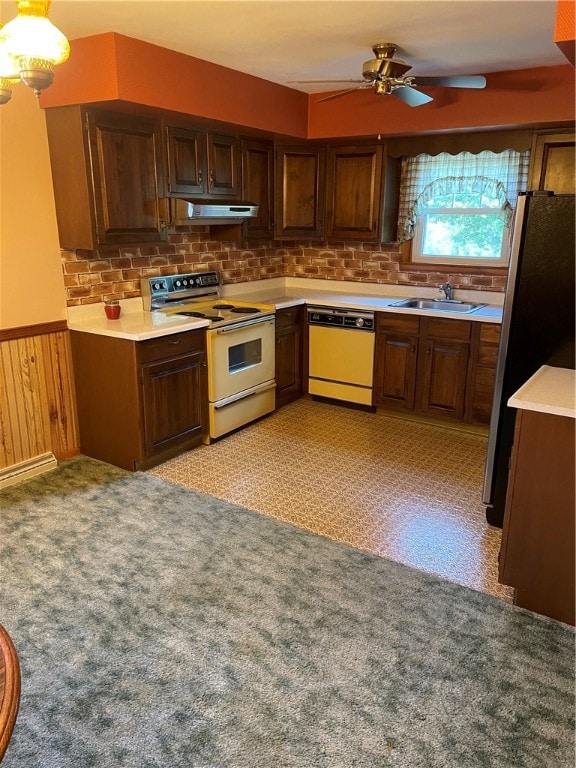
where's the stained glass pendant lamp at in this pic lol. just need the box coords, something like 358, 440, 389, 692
0, 0, 69, 99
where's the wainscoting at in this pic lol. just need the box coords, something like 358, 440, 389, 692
0, 322, 79, 471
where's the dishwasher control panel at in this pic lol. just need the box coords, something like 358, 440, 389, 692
307, 306, 375, 331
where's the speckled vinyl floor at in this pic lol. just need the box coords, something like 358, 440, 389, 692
149, 397, 513, 602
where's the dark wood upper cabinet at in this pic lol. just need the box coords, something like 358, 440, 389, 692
241, 137, 274, 238
206, 132, 241, 197
87, 111, 168, 246
166, 125, 206, 196
165, 123, 240, 199
325, 144, 384, 240
45, 106, 168, 250
528, 130, 576, 194
274, 144, 326, 239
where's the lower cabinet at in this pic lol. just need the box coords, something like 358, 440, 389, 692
70, 329, 207, 471
374, 313, 471, 420
275, 306, 304, 409
374, 312, 499, 424
419, 318, 471, 420
373, 314, 419, 410
499, 408, 575, 624
469, 323, 501, 425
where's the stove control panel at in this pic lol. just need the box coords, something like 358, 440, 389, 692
142, 271, 220, 310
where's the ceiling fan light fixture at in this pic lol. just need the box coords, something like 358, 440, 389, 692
362, 58, 381, 80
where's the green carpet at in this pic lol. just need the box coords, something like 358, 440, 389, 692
0, 456, 573, 767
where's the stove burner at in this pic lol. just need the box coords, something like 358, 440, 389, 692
231, 306, 260, 314
176, 311, 225, 321
212, 303, 235, 310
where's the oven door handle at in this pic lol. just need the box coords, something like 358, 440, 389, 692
214, 381, 276, 410
215, 315, 275, 334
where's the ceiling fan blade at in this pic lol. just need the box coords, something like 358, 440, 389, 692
416, 75, 487, 89
392, 85, 434, 107
288, 79, 366, 84
315, 86, 366, 103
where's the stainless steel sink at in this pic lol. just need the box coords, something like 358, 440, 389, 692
391, 298, 485, 314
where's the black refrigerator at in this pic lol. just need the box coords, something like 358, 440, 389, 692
482, 191, 575, 528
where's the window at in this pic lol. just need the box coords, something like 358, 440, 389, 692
397, 150, 530, 267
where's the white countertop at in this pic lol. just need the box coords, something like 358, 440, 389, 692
227, 286, 503, 323
68, 305, 208, 341
67, 279, 503, 339
508, 366, 576, 419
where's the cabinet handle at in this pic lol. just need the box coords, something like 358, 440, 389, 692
198, 170, 204, 185
209, 169, 215, 189
426, 345, 431, 355
168, 339, 182, 345
411, 344, 417, 353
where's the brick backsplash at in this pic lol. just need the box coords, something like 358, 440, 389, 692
62, 227, 507, 306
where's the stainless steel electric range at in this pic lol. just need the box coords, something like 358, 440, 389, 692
142, 272, 276, 441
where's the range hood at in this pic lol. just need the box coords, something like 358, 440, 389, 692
170, 199, 259, 225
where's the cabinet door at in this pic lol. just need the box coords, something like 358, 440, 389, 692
206, 132, 241, 197
87, 110, 167, 245
241, 138, 274, 238
470, 323, 501, 425
275, 307, 303, 409
166, 125, 207, 195
419, 338, 470, 419
528, 130, 576, 194
374, 332, 419, 409
325, 144, 383, 240
499, 409, 575, 625
275, 144, 326, 239
140, 351, 206, 458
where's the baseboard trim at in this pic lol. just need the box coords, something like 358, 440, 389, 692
0, 453, 58, 489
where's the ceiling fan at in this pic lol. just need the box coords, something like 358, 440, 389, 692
290, 43, 487, 107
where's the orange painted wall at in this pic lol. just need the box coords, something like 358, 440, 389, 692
40, 33, 575, 140
554, 0, 575, 64
41, 33, 309, 138
307, 65, 576, 139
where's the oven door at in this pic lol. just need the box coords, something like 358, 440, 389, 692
207, 315, 275, 402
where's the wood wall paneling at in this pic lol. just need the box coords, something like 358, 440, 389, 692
0, 330, 79, 469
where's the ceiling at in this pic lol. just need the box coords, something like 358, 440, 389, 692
0, 1, 569, 93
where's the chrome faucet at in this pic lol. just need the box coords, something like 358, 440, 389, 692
437, 282, 453, 301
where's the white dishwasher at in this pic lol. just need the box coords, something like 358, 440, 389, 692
307, 306, 375, 406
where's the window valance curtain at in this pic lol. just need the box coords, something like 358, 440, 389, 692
397, 150, 530, 243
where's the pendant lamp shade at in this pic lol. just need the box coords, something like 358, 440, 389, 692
0, 0, 70, 96
0, 24, 21, 104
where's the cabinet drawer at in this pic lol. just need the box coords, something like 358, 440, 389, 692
276, 305, 303, 330
479, 323, 501, 344
138, 330, 205, 364
376, 312, 420, 334
424, 317, 472, 341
